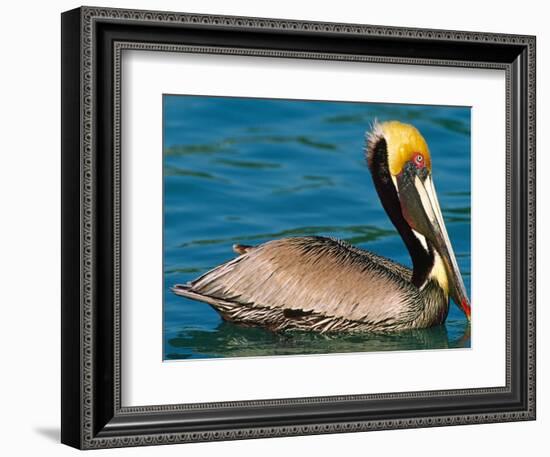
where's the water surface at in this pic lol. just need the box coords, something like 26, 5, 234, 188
163, 95, 471, 360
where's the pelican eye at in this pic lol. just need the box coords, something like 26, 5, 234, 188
413, 153, 425, 168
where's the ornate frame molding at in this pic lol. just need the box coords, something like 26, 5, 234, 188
61, 6, 536, 449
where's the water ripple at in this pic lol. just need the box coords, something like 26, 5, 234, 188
272, 176, 335, 195
213, 158, 281, 169
165, 134, 338, 157
177, 224, 396, 248
164, 166, 228, 182
324, 108, 470, 135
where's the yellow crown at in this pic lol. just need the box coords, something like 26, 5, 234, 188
379, 121, 431, 175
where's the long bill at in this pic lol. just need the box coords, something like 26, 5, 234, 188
396, 171, 471, 320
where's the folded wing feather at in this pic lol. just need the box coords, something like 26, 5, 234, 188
187, 236, 420, 325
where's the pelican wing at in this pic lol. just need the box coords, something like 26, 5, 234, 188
184, 236, 421, 326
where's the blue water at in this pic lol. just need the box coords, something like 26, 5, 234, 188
163, 95, 471, 360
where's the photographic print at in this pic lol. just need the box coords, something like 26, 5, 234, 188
61, 9, 536, 447
163, 95, 471, 360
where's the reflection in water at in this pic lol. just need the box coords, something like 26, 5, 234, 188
163, 96, 472, 360
166, 320, 471, 360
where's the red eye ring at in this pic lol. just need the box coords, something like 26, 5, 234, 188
414, 153, 424, 168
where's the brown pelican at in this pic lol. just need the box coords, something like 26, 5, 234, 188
172, 121, 471, 333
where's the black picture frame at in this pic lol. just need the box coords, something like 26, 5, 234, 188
61, 6, 536, 449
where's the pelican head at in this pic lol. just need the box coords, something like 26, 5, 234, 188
366, 120, 470, 320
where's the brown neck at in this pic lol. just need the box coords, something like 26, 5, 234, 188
368, 138, 434, 287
